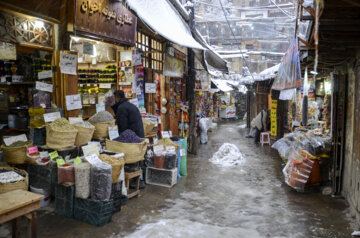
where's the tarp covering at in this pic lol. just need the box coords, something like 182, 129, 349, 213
126, 0, 204, 49
259, 63, 281, 80
272, 38, 302, 90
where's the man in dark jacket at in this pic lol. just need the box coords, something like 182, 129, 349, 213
112, 90, 144, 138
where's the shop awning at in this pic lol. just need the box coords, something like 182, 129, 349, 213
211, 79, 233, 92
126, 0, 204, 49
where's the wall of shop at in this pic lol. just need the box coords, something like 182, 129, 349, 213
342, 50, 360, 222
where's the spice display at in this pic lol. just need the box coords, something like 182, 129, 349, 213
0, 171, 24, 183
113, 129, 142, 143
48, 118, 76, 132
88, 111, 114, 123
91, 162, 112, 201
58, 163, 75, 184
164, 152, 177, 169
154, 152, 165, 169
75, 162, 91, 199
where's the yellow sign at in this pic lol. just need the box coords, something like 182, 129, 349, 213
270, 100, 277, 136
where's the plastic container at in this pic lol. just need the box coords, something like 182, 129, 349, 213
154, 152, 165, 169
58, 164, 75, 184
90, 162, 112, 202
164, 152, 177, 169
30, 186, 51, 207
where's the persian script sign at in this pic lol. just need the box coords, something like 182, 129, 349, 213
75, 0, 137, 45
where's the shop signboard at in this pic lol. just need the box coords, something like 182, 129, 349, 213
75, 0, 137, 45
271, 100, 277, 136
164, 54, 185, 78
135, 66, 145, 112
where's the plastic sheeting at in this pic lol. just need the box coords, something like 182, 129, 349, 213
126, 0, 204, 50
210, 143, 245, 167
210, 79, 233, 92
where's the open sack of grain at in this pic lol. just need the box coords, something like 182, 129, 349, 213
88, 111, 115, 139
73, 121, 95, 146
46, 118, 78, 150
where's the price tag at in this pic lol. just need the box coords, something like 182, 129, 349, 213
44, 112, 61, 123
82, 143, 100, 156
37, 71, 53, 81
56, 158, 65, 166
144, 138, 150, 143
68, 117, 83, 124
49, 151, 59, 159
85, 154, 102, 165
108, 126, 119, 140
99, 83, 112, 89
40, 151, 49, 158
168, 131, 173, 137
87, 141, 103, 153
180, 148, 186, 157
3, 134, 27, 146
74, 156, 82, 165
161, 131, 170, 138
96, 104, 105, 113
27, 146, 39, 154
166, 146, 176, 153
153, 145, 164, 154
154, 138, 158, 144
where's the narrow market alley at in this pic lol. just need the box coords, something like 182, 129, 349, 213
16, 121, 352, 238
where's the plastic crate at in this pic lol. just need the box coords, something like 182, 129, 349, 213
146, 167, 177, 188
74, 198, 113, 226
28, 164, 58, 196
111, 181, 122, 214
120, 195, 128, 206
55, 184, 75, 218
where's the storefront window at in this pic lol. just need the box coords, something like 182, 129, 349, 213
136, 31, 163, 71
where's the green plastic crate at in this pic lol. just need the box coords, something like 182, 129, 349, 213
55, 184, 75, 218
74, 198, 113, 226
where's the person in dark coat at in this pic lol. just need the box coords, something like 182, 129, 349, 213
112, 90, 144, 138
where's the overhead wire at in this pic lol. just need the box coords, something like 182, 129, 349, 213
217, 0, 255, 81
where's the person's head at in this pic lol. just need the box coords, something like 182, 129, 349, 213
114, 90, 125, 103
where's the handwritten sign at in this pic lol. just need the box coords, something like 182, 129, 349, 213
161, 131, 172, 138
66, 94, 82, 111
180, 148, 186, 157
49, 151, 59, 159
85, 154, 102, 165
44, 112, 61, 123
40, 151, 49, 158
108, 126, 119, 140
56, 158, 66, 166
145, 83, 156, 93
166, 146, 176, 153
28, 146, 39, 154
82, 143, 99, 156
3, 134, 27, 146
38, 70, 53, 80
60, 52, 77, 75
153, 145, 164, 154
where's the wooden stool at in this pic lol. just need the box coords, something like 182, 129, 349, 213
125, 169, 142, 199
260, 132, 271, 146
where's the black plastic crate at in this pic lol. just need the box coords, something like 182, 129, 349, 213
113, 198, 121, 214
74, 198, 113, 226
111, 181, 122, 199
27, 164, 58, 196
120, 195, 128, 206
55, 184, 75, 218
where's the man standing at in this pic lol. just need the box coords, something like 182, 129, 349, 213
252, 109, 269, 144
112, 90, 144, 138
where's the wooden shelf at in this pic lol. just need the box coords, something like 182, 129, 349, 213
0, 82, 35, 86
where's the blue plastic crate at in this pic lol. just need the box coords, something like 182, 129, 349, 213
74, 198, 113, 226
55, 184, 75, 218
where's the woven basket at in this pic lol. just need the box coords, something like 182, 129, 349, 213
99, 154, 125, 183
105, 140, 147, 164
90, 121, 115, 139
2, 141, 33, 164
0, 167, 29, 194
46, 126, 78, 150
74, 125, 95, 146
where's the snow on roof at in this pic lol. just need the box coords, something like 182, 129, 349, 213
126, 0, 203, 49
221, 53, 248, 59
211, 79, 234, 92
259, 63, 281, 80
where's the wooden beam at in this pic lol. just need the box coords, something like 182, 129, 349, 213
299, 37, 313, 48
341, 0, 360, 7
304, 6, 316, 18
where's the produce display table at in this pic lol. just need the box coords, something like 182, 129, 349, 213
125, 170, 142, 199
0, 189, 44, 238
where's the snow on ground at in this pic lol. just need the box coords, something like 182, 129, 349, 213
209, 143, 245, 167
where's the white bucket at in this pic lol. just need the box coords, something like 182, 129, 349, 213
30, 186, 51, 207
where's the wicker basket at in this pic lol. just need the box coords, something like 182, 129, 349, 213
105, 140, 147, 164
90, 121, 115, 139
46, 126, 78, 150
2, 141, 33, 164
74, 125, 95, 146
143, 119, 155, 136
0, 167, 29, 194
